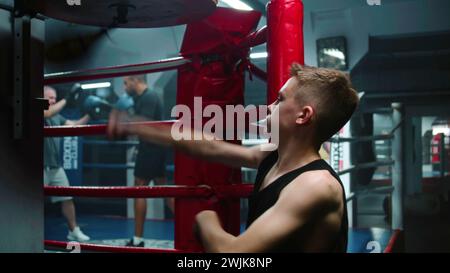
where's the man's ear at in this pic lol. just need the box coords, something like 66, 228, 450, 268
296, 106, 314, 125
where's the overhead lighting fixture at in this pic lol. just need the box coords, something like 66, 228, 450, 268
250, 52, 268, 59
81, 82, 111, 90
220, 0, 253, 11
323, 48, 345, 60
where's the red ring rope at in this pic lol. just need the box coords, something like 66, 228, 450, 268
44, 240, 186, 253
44, 184, 254, 199
383, 229, 403, 253
44, 185, 213, 198
44, 57, 190, 85
44, 120, 176, 137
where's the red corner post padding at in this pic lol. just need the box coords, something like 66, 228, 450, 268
267, 0, 305, 104
175, 7, 261, 252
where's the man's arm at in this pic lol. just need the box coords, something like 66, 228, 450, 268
65, 114, 90, 126
108, 110, 272, 169
195, 172, 343, 252
44, 99, 67, 118
44, 84, 82, 118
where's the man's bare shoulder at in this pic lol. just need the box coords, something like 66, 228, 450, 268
279, 169, 343, 211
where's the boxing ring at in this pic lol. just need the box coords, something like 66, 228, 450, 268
37, 0, 404, 253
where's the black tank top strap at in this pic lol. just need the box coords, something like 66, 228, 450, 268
253, 151, 278, 193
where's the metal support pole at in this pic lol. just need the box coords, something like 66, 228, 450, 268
391, 103, 403, 230
12, 0, 42, 139
13, 15, 31, 139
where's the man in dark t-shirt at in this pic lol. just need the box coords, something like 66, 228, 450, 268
122, 75, 169, 247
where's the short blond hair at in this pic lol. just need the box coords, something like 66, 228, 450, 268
290, 63, 359, 146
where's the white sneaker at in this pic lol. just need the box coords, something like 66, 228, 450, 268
67, 226, 90, 242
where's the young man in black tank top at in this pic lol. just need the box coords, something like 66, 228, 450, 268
107, 64, 359, 252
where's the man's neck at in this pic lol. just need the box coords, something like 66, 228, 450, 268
135, 85, 148, 96
275, 134, 321, 174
